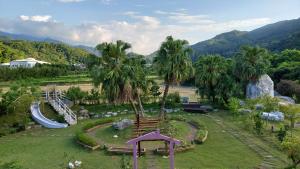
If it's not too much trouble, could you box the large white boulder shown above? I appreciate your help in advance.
[246,74,274,99]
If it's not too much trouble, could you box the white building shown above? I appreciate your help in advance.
[1,58,50,68]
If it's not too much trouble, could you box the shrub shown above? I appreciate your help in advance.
[277,80,300,101]
[76,132,98,147]
[227,97,240,117]
[194,129,208,144]
[165,92,181,108]
[252,112,263,135]
[66,86,87,104]
[82,118,114,131]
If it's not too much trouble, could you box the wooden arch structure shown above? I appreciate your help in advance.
[127,130,181,169]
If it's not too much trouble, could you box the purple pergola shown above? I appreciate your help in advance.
[127,130,181,169]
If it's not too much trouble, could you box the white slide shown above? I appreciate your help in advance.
[31,102,68,128]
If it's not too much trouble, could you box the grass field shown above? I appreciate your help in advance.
[0,112,276,169]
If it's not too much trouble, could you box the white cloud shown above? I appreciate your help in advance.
[0,12,273,55]
[19,15,52,22]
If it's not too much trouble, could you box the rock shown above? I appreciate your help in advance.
[79,109,89,119]
[261,111,284,121]
[112,112,118,116]
[112,119,133,130]
[276,96,295,104]
[255,104,264,110]
[164,108,174,113]
[246,74,274,99]
[74,161,82,167]
[104,114,111,118]
[238,108,252,114]
[239,100,246,106]
[68,162,75,169]
[113,135,118,138]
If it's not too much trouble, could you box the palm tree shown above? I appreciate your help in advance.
[91,41,149,117]
[233,46,270,83]
[125,56,152,117]
[154,36,193,119]
[91,40,132,104]
[195,55,226,103]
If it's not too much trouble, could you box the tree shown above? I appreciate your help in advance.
[233,46,270,85]
[153,36,193,119]
[66,86,87,104]
[282,136,300,168]
[90,41,149,117]
[280,105,300,128]
[195,55,227,103]
[91,40,132,104]
[150,84,161,103]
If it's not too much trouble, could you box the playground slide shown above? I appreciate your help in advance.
[30,102,68,128]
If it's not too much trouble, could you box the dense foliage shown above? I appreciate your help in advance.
[270,49,300,83]
[0,39,92,64]
[276,80,300,100]
[0,83,40,136]
[0,64,84,81]
[90,40,151,117]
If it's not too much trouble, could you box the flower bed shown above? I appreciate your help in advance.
[76,132,100,150]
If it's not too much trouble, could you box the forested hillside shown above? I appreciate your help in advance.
[0,39,92,64]
[191,18,300,60]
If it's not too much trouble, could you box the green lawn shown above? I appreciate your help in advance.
[0,112,270,169]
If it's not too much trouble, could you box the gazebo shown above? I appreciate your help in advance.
[127,130,181,169]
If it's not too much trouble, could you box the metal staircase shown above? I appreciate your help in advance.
[45,90,77,125]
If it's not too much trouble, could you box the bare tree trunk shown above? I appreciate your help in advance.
[137,92,144,117]
[130,98,138,115]
[160,82,170,119]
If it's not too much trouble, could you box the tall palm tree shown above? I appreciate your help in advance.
[233,46,270,83]
[195,55,226,103]
[91,41,149,117]
[154,36,193,119]
[91,40,132,104]
[125,56,152,117]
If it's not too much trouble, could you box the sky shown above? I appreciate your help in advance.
[0,0,299,55]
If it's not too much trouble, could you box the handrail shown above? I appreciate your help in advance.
[46,91,77,125]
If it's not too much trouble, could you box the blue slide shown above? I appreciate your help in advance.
[31,102,68,128]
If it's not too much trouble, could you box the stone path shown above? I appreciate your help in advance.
[145,151,159,169]
[186,123,197,142]
[206,114,287,169]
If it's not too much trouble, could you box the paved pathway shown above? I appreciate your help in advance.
[206,114,287,169]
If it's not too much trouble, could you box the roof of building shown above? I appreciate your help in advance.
[0,63,10,66]
[11,58,50,64]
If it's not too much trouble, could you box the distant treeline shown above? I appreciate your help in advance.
[0,39,93,64]
[0,64,85,81]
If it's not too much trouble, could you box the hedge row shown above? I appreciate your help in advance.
[76,132,98,147]
[82,118,114,131]
[76,118,115,150]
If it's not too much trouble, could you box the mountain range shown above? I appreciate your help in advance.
[0,17,299,62]
[190,17,300,60]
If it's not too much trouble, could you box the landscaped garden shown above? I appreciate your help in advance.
[0,36,300,169]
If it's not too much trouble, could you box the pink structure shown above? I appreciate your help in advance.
[127,130,180,169]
